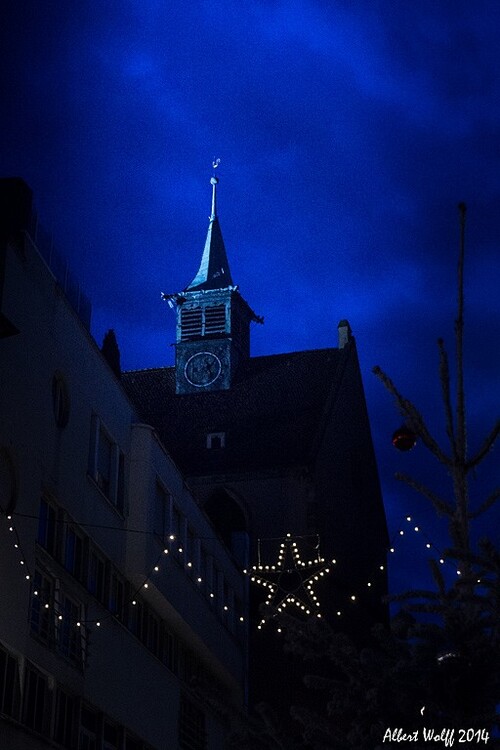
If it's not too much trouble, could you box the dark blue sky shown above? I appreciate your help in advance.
[1,1,499,597]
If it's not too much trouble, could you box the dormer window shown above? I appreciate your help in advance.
[207,432,225,450]
[181,304,226,340]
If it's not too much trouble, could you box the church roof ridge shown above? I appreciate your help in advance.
[121,345,350,475]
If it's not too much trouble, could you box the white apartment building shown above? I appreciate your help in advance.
[0,179,247,750]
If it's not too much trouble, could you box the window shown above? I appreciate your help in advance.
[30,569,55,646]
[180,307,202,339]
[180,304,226,340]
[64,524,84,581]
[178,694,207,750]
[57,592,85,667]
[103,719,121,750]
[23,663,51,736]
[160,625,178,673]
[31,568,86,668]
[88,415,125,513]
[88,549,106,603]
[206,432,225,449]
[54,688,77,749]
[199,547,213,593]
[223,581,234,629]
[185,526,198,574]
[127,598,143,639]
[38,496,57,557]
[125,735,142,750]
[204,304,226,334]
[169,501,182,555]
[154,481,171,542]
[109,571,125,617]
[143,607,160,656]
[80,705,99,750]
[97,426,112,497]
[52,372,70,428]
[0,645,20,720]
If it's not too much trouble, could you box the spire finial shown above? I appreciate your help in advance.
[210,158,220,220]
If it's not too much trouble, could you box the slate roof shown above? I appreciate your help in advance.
[185,216,233,291]
[122,347,350,476]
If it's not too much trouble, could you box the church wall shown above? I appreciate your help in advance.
[311,339,389,624]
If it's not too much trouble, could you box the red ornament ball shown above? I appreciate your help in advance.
[392,425,417,451]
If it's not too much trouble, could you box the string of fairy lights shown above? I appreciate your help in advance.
[0,510,245,642]
[0,507,482,642]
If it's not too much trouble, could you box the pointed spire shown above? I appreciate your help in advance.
[185,163,233,291]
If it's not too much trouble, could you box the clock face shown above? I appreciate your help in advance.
[184,351,222,387]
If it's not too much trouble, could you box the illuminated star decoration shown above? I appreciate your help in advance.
[248,533,336,630]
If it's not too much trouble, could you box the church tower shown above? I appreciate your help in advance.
[165,171,262,394]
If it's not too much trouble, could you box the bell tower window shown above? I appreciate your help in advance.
[180,304,226,341]
[204,304,226,334]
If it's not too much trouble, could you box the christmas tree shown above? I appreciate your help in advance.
[273,204,499,749]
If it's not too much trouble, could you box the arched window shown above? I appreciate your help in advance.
[204,490,249,568]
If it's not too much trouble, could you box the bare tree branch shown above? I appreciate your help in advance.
[395,472,454,517]
[469,488,500,519]
[455,202,467,465]
[437,337,457,458]
[466,419,500,470]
